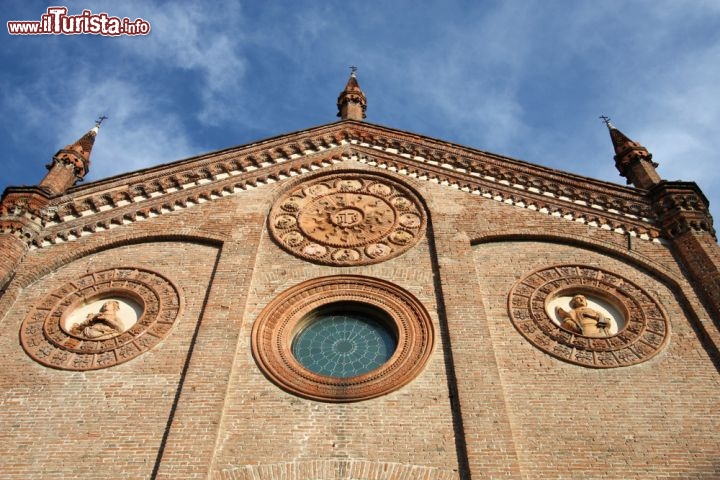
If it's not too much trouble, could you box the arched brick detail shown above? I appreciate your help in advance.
[0,233,224,324]
[471,231,685,290]
[17,232,224,289]
[212,460,459,480]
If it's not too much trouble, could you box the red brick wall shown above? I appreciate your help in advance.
[0,165,718,479]
[474,240,720,479]
[0,235,27,289]
[0,241,219,479]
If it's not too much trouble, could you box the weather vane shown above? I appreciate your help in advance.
[95,114,109,127]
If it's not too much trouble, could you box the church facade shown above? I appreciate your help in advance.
[1,74,720,479]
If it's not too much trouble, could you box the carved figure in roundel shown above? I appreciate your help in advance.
[556,294,613,337]
[508,265,670,368]
[269,173,426,265]
[21,268,183,371]
[69,300,125,340]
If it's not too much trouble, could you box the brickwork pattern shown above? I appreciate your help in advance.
[213,460,458,480]
[208,168,461,478]
[475,240,720,479]
[0,138,719,480]
[0,241,218,479]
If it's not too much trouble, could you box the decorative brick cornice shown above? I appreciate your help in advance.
[649,181,716,239]
[7,121,668,250]
[0,186,51,242]
[349,145,659,240]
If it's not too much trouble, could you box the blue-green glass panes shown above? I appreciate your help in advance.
[292,310,396,378]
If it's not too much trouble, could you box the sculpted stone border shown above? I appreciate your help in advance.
[269,172,426,266]
[508,265,669,368]
[251,275,434,402]
[21,267,183,370]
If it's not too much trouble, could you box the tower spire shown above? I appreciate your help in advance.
[337,67,367,121]
[601,116,660,190]
[39,116,105,195]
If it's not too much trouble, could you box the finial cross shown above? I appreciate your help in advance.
[349,65,358,76]
[95,114,109,127]
[599,115,613,127]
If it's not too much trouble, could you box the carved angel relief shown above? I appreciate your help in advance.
[269,174,426,265]
[508,266,669,368]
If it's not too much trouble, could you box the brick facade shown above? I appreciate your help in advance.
[1,103,720,479]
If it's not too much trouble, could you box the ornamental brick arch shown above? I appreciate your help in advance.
[213,459,459,480]
[0,234,223,327]
[471,230,689,297]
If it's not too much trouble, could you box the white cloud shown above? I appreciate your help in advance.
[56,77,196,182]
[65,0,249,125]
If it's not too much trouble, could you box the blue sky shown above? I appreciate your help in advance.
[2,1,720,221]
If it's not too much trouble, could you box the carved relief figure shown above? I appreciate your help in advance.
[71,300,125,340]
[555,294,612,337]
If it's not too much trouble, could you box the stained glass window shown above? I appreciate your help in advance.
[292,305,397,378]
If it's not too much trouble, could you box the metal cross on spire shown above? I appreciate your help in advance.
[349,65,358,77]
[95,114,109,127]
[599,115,614,129]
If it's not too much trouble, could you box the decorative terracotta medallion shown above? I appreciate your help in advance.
[269,174,426,265]
[252,275,434,402]
[21,268,182,370]
[508,265,669,368]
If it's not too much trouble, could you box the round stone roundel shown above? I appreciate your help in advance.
[20,268,182,370]
[269,173,426,265]
[508,265,669,368]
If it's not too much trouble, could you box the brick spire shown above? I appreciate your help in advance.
[337,68,367,121]
[601,116,660,190]
[39,118,104,195]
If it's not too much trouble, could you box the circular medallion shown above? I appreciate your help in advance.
[269,174,426,265]
[251,275,434,402]
[508,265,669,368]
[21,268,183,370]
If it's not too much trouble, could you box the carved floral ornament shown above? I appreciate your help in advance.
[508,265,669,368]
[251,275,435,402]
[21,268,183,370]
[268,173,426,266]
